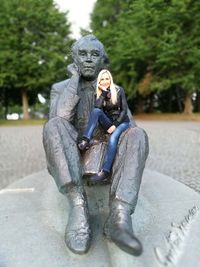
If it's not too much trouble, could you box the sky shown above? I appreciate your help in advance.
[54,0,96,39]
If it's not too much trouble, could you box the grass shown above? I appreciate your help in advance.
[0,119,47,126]
[134,113,200,121]
[0,113,200,126]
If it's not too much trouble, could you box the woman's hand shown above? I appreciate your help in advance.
[107,125,116,134]
[98,84,108,91]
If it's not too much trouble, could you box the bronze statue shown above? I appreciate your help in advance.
[43,35,149,256]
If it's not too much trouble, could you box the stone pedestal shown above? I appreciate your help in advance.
[0,169,199,267]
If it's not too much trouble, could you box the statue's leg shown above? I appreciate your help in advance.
[104,127,149,256]
[111,126,149,209]
[43,117,91,254]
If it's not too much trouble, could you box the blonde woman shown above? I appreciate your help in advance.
[78,69,130,182]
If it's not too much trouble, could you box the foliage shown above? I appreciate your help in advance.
[90,0,200,112]
[0,0,73,108]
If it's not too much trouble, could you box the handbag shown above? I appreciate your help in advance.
[82,141,107,175]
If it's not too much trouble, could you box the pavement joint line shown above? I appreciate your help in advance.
[0,188,35,194]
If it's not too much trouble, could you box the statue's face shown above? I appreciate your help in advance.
[74,40,104,80]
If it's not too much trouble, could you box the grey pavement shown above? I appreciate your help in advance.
[138,121,200,192]
[0,121,200,192]
[0,125,46,189]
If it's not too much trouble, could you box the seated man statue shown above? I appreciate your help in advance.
[43,35,149,256]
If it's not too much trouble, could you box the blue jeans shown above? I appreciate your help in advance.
[83,108,130,172]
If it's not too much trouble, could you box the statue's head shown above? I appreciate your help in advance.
[71,35,109,81]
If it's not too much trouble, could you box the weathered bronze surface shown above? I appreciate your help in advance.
[43,35,149,255]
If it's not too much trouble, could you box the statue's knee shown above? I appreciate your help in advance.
[46,116,66,127]
[122,127,149,153]
[128,127,148,140]
[130,127,149,157]
[44,117,71,134]
[44,117,55,130]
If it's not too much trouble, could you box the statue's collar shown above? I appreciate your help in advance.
[80,78,97,91]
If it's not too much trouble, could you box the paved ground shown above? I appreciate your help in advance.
[0,125,46,188]
[139,121,200,192]
[0,121,199,191]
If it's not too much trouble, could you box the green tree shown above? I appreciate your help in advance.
[0,0,72,119]
[91,0,200,114]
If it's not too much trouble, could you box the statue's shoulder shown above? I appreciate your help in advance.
[52,79,70,93]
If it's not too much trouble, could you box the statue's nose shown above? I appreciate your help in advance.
[86,54,92,62]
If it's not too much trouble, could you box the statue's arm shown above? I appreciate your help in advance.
[49,75,80,122]
[49,83,60,119]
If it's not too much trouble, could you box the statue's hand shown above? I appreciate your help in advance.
[67,63,80,77]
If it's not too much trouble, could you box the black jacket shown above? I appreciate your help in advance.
[94,86,130,127]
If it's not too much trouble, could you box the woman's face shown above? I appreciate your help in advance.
[99,72,111,89]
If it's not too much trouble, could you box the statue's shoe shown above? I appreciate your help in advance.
[65,205,92,254]
[103,204,142,256]
[110,226,142,256]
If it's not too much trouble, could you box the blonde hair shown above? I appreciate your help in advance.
[96,69,118,104]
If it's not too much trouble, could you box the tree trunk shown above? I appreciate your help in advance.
[167,88,172,112]
[3,88,8,120]
[196,91,200,112]
[137,96,144,113]
[176,87,183,113]
[148,93,154,113]
[183,91,193,115]
[22,89,30,119]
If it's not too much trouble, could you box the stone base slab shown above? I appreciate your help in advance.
[0,169,199,267]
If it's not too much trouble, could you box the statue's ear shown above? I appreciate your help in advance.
[102,53,110,69]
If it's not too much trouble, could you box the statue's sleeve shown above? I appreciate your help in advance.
[49,84,60,119]
[49,77,80,122]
